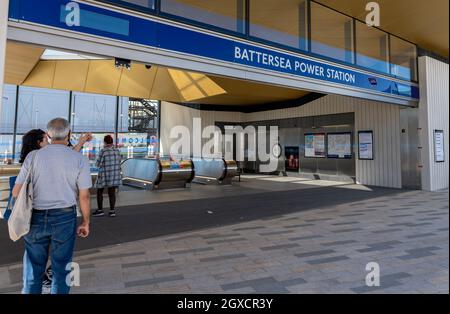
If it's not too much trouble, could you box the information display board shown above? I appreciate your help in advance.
[358,131,374,160]
[285,146,300,171]
[327,133,352,159]
[434,130,445,163]
[304,133,326,158]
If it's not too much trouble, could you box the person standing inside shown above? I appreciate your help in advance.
[92,135,122,218]
[12,118,92,294]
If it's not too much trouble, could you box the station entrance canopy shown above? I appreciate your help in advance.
[6,0,420,106]
[4,41,311,105]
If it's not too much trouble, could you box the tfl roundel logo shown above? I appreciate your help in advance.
[368,78,378,86]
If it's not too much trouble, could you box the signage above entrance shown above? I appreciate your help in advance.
[8,0,419,102]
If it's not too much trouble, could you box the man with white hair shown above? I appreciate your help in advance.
[12,118,92,294]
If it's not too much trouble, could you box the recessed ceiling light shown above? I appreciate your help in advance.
[41,49,107,60]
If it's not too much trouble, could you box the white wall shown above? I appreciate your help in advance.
[161,95,403,188]
[419,57,450,191]
[160,101,202,157]
[160,103,244,157]
[0,0,9,124]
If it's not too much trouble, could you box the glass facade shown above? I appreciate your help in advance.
[71,92,117,133]
[70,92,117,169]
[161,0,245,33]
[1,86,160,165]
[310,2,354,63]
[0,85,17,162]
[98,0,419,82]
[16,87,70,134]
[249,0,308,51]
[355,21,389,74]
[0,85,16,134]
[0,135,13,163]
[118,98,159,159]
[103,0,155,10]
[390,36,418,81]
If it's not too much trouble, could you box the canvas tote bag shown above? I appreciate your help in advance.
[8,151,37,242]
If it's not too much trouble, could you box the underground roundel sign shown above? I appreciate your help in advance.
[272,144,282,158]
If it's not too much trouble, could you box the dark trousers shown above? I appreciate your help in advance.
[97,187,117,212]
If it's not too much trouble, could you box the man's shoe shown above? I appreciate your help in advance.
[92,210,105,217]
[42,267,52,294]
[109,211,116,217]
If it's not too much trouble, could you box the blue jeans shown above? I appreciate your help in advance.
[22,207,77,294]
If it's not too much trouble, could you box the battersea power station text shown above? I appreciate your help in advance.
[234,46,356,84]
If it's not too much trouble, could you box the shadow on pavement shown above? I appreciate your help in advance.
[0,185,407,266]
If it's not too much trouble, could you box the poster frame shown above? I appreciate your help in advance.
[434,130,445,163]
[304,133,326,159]
[358,130,374,161]
[327,132,353,159]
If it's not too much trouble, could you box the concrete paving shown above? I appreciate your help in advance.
[0,176,448,294]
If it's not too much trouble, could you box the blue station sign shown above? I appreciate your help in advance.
[8,0,419,101]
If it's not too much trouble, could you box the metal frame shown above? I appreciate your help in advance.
[352,19,358,68]
[67,90,73,124]
[11,86,19,162]
[157,100,161,154]
[114,96,120,147]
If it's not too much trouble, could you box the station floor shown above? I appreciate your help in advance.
[0,175,448,294]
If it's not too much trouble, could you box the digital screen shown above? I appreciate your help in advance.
[285,146,299,171]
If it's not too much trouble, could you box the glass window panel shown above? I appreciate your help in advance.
[355,22,389,74]
[0,135,14,162]
[72,133,115,172]
[16,87,70,134]
[100,0,155,10]
[118,97,130,133]
[249,0,308,50]
[70,93,117,167]
[161,0,245,33]
[13,134,25,163]
[118,133,153,159]
[1,84,17,134]
[71,92,117,133]
[390,36,417,81]
[311,2,354,63]
[118,98,159,159]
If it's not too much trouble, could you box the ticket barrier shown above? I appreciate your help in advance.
[121,158,195,190]
[192,158,238,185]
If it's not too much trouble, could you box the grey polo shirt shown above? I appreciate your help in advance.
[16,144,92,210]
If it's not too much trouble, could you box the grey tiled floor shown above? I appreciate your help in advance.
[0,181,448,294]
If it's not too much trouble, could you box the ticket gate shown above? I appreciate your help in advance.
[121,158,195,190]
[192,158,238,185]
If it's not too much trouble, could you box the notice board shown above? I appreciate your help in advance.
[305,133,326,158]
[327,133,352,159]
